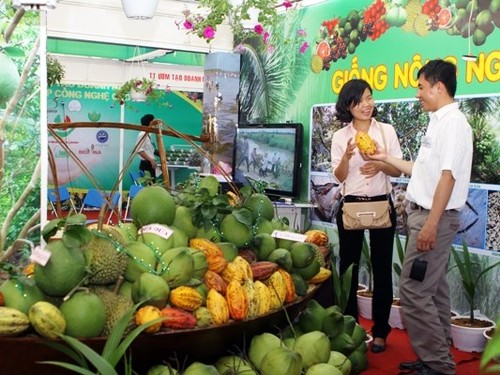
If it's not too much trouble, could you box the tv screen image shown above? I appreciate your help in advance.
[232,123,303,199]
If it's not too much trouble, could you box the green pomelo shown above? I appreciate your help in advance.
[172,206,199,239]
[157,247,195,288]
[248,332,282,370]
[276,234,296,250]
[0,279,45,315]
[290,272,308,296]
[219,214,252,247]
[251,233,277,260]
[271,217,289,231]
[0,53,20,108]
[123,240,158,282]
[328,351,352,375]
[305,363,343,375]
[34,240,87,297]
[217,242,238,262]
[215,355,257,374]
[243,193,275,221]
[196,223,221,242]
[118,280,133,299]
[183,362,219,375]
[115,222,138,243]
[253,218,274,235]
[290,242,317,268]
[189,248,209,279]
[137,224,175,255]
[170,226,189,247]
[295,258,321,281]
[293,331,331,369]
[199,175,220,197]
[131,272,170,308]
[147,364,178,375]
[322,309,345,338]
[131,186,176,227]
[60,290,106,338]
[260,346,302,375]
[267,248,293,271]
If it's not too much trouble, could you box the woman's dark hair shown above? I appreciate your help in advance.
[335,79,378,123]
[417,59,457,97]
[141,114,155,126]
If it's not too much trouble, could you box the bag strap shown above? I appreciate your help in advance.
[342,120,390,196]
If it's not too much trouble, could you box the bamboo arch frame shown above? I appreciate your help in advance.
[47,121,240,221]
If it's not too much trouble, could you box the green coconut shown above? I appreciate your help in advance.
[243,193,275,221]
[59,290,106,338]
[131,186,176,227]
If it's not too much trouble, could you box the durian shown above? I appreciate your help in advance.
[91,286,135,336]
[85,225,128,285]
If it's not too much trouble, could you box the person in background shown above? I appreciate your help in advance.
[136,114,157,183]
[369,60,473,375]
[237,135,250,172]
[331,79,403,354]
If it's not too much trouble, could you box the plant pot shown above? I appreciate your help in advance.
[450,316,496,352]
[365,334,373,344]
[121,0,159,20]
[389,298,405,329]
[357,290,373,320]
[483,326,495,341]
[130,89,147,102]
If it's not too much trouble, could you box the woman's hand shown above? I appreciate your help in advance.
[359,161,383,178]
[343,138,357,161]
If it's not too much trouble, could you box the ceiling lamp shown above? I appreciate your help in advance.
[12,0,58,10]
[121,0,160,20]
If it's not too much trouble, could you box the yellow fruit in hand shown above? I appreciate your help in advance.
[355,131,376,154]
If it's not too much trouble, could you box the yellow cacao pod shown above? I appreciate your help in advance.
[221,261,247,285]
[265,271,287,310]
[0,306,30,336]
[169,286,203,311]
[308,267,333,284]
[355,131,376,154]
[304,229,329,247]
[207,289,229,325]
[28,301,66,339]
[134,305,163,334]
[243,279,258,319]
[226,280,248,321]
[189,238,228,274]
[254,280,271,316]
[203,269,227,295]
[232,256,253,281]
[276,268,297,303]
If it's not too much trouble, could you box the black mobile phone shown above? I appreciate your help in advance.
[409,258,428,282]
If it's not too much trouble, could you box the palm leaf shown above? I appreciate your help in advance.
[39,361,98,375]
[42,340,89,369]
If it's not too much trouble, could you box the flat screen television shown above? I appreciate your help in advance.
[232,123,303,200]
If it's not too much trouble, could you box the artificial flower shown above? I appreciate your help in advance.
[297,29,307,37]
[204,26,215,40]
[254,24,264,34]
[283,0,293,9]
[183,20,193,30]
[263,31,270,44]
[299,41,309,54]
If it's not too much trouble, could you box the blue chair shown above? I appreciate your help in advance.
[47,186,76,217]
[80,189,121,224]
[129,171,144,186]
[124,185,144,220]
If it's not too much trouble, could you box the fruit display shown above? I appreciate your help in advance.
[0,175,353,373]
[311,0,500,73]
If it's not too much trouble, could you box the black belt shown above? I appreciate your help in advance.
[409,201,457,212]
[344,194,389,203]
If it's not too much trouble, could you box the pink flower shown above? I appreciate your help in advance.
[203,26,215,40]
[300,41,309,54]
[254,24,264,35]
[297,29,307,37]
[234,43,245,53]
[183,20,193,30]
[283,0,293,9]
[262,31,270,44]
[267,45,276,53]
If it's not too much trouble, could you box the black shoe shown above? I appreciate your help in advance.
[371,343,386,353]
[399,359,424,370]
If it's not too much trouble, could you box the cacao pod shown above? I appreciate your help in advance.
[355,131,376,154]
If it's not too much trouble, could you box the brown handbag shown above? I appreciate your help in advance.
[342,199,392,230]
[341,122,392,230]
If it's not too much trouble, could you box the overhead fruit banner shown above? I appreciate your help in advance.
[238,0,499,255]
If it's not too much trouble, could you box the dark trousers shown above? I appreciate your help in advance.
[336,196,396,339]
[139,160,156,183]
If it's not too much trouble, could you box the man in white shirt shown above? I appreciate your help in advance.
[370,60,473,375]
[136,114,157,183]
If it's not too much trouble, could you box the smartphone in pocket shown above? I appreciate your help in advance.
[409,258,428,282]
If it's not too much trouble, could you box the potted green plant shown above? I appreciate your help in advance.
[113,77,163,105]
[450,241,500,352]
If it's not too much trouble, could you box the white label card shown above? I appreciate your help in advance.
[30,245,52,266]
[139,224,173,240]
[271,230,307,242]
